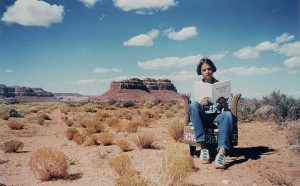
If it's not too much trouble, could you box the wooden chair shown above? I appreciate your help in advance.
[182,93,241,157]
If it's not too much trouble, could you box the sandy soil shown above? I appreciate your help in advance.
[0,105,299,186]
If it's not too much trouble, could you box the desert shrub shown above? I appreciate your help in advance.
[81,104,98,113]
[97,132,113,145]
[0,139,24,153]
[1,113,10,120]
[168,119,185,142]
[64,119,74,127]
[287,106,300,121]
[141,111,155,119]
[122,101,135,108]
[144,99,160,109]
[29,147,69,181]
[8,119,24,130]
[65,128,79,140]
[85,119,104,133]
[109,155,134,176]
[254,105,275,121]
[83,136,97,146]
[262,90,299,125]
[134,132,156,149]
[115,174,148,186]
[9,109,22,117]
[238,98,261,121]
[158,145,193,186]
[39,113,50,120]
[165,111,174,118]
[116,139,131,152]
[37,117,45,125]
[287,122,300,147]
[73,132,85,145]
[125,121,139,133]
[107,117,120,127]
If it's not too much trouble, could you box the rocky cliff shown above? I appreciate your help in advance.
[0,84,57,102]
[92,78,182,102]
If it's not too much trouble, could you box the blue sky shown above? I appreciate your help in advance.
[0,0,299,98]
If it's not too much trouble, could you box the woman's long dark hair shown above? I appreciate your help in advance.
[196,57,217,75]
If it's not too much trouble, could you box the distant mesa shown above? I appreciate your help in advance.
[0,84,57,103]
[91,78,183,102]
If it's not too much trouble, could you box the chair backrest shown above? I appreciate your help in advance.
[231,93,241,118]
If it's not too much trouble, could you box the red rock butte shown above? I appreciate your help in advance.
[92,78,184,102]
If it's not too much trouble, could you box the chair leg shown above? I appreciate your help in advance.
[189,145,196,156]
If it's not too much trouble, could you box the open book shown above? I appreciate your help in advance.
[194,80,231,103]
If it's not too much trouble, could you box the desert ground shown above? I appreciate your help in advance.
[0,101,299,186]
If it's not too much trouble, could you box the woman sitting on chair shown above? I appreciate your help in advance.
[189,57,233,169]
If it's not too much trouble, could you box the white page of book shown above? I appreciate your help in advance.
[193,80,231,102]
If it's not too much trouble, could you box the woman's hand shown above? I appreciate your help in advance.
[201,97,210,105]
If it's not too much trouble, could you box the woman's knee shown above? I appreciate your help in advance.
[189,101,202,112]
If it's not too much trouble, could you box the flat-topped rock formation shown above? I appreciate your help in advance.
[0,84,57,102]
[92,78,183,102]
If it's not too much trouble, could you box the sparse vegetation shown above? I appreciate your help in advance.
[116,139,131,152]
[8,119,24,130]
[109,154,134,176]
[168,119,185,142]
[29,147,69,181]
[96,132,113,145]
[115,174,149,186]
[65,128,79,140]
[134,132,156,149]
[125,121,139,133]
[0,139,24,153]
[158,145,193,186]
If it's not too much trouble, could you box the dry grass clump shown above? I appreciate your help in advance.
[168,119,185,142]
[8,119,24,130]
[144,99,160,109]
[116,139,131,152]
[64,119,74,127]
[0,139,24,153]
[1,113,10,120]
[165,111,175,118]
[107,117,120,127]
[29,147,69,181]
[39,113,50,120]
[73,132,86,145]
[96,132,113,145]
[109,154,134,176]
[85,119,104,133]
[37,117,45,125]
[115,174,149,186]
[158,145,193,186]
[81,104,98,113]
[65,128,79,140]
[134,132,156,149]
[125,121,139,133]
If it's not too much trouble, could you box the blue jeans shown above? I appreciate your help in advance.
[189,101,233,151]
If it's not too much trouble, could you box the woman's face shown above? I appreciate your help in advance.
[201,63,213,82]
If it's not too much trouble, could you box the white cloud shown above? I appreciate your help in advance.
[77,79,97,85]
[5,69,13,73]
[138,55,202,69]
[278,41,300,57]
[209,51,228,61]
[123,29,159,47]
[164,26,198,41]
[1,0,64,27]
[93,67,122,73]
[283,57,300,68]
[255,41,278,51]
[275,32,295,43]
[78,0,101,8]
[113,0,178,13]
[219,66,283,76]
[111,68,122,72]
[232,47,260,59]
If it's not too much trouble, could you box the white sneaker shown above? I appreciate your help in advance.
[213,153,226,169]
[200,149,210,164]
